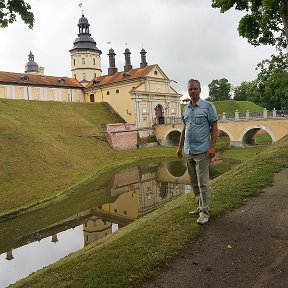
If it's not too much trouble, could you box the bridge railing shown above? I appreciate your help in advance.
[153,117,182,125]
[219,109,288,121]
[153,109,288,125]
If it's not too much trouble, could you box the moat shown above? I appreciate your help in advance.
[0,159,223,287]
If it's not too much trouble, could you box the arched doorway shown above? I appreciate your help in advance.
[154,104,164,124]
[90,94,95,102]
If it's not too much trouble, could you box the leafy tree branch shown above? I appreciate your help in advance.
[0,0,34,28]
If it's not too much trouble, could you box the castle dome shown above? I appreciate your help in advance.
[78,14,89,25]
[70,14,101,53]
[25,51,39,73]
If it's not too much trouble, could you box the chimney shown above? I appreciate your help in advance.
[124,47,132,72]
[108,48,118,76]
[140,48,148,68]
[38,66,45,75]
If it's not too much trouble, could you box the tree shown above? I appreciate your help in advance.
[256,66,288,110]
[211,0,288,49]
[234,80,257,101]
[234,64,288,110]
[208,78,232,101]
[0,0,34,28]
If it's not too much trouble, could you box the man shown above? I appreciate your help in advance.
[177,79,218,225]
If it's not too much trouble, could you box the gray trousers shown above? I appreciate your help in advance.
[186,152,211,215]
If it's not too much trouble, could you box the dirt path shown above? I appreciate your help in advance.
[140,169,288,288]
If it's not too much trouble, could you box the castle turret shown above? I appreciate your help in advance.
[25,51,39,74]
[70,14,102,84]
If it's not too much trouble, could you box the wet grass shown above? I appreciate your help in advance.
[12,136,288,288]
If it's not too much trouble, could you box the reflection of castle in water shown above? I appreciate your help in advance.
[83,161,189,245]
[3,161,189,259]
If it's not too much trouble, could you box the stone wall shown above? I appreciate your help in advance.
[106,123,138,151]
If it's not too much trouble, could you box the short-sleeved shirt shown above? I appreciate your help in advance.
[182,98,218,155]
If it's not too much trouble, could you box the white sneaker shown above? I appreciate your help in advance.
[188,208,200,215]
[196,213,209,225]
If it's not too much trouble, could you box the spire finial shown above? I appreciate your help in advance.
[107,41,112,49]
[79,2,84,15]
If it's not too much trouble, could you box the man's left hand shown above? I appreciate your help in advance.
[207,147,215,158]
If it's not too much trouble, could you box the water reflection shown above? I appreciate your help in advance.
[0,160,190,287]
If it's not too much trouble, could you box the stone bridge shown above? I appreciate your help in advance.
[154,116,288,147]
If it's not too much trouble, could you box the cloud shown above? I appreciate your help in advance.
[0,0,276,98]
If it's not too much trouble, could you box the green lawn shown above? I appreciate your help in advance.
[213,100,263,114]
[181,100,263,114]
[0,100,175,217]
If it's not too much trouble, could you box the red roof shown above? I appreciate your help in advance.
[85,64,163,89]
[0,71,83,88]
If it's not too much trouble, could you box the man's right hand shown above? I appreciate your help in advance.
[176,147,183,158]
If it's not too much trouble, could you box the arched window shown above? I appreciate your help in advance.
[106,91,110,95]
[116,89,119,94]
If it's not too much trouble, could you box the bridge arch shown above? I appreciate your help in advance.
[217,126,233,141]
[166,161,187,178]
[240,125,276,146]
[163,128,182,146]
[154,118,288,148]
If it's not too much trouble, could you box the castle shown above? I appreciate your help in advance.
[0,14,182,128]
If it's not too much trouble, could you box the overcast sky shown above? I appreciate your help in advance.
[0,0,277,98]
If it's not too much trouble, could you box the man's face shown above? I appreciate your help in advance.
[188,81,201,100]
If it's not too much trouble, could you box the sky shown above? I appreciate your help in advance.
[0,0,277,99]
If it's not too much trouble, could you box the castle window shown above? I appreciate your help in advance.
[82,73,86,80]
[73,59,75,66]
[74,74,76,79]
[93,58,96,65]
[116,89,119,94]
[94,73,96,78]
[154,70,158,75]
[106,91,110,95]
[82,58,85,64]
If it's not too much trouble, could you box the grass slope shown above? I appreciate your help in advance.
[0,99,175,217]
[181,100,263,114]
[12,135,288,288]
[213,100,263,114]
